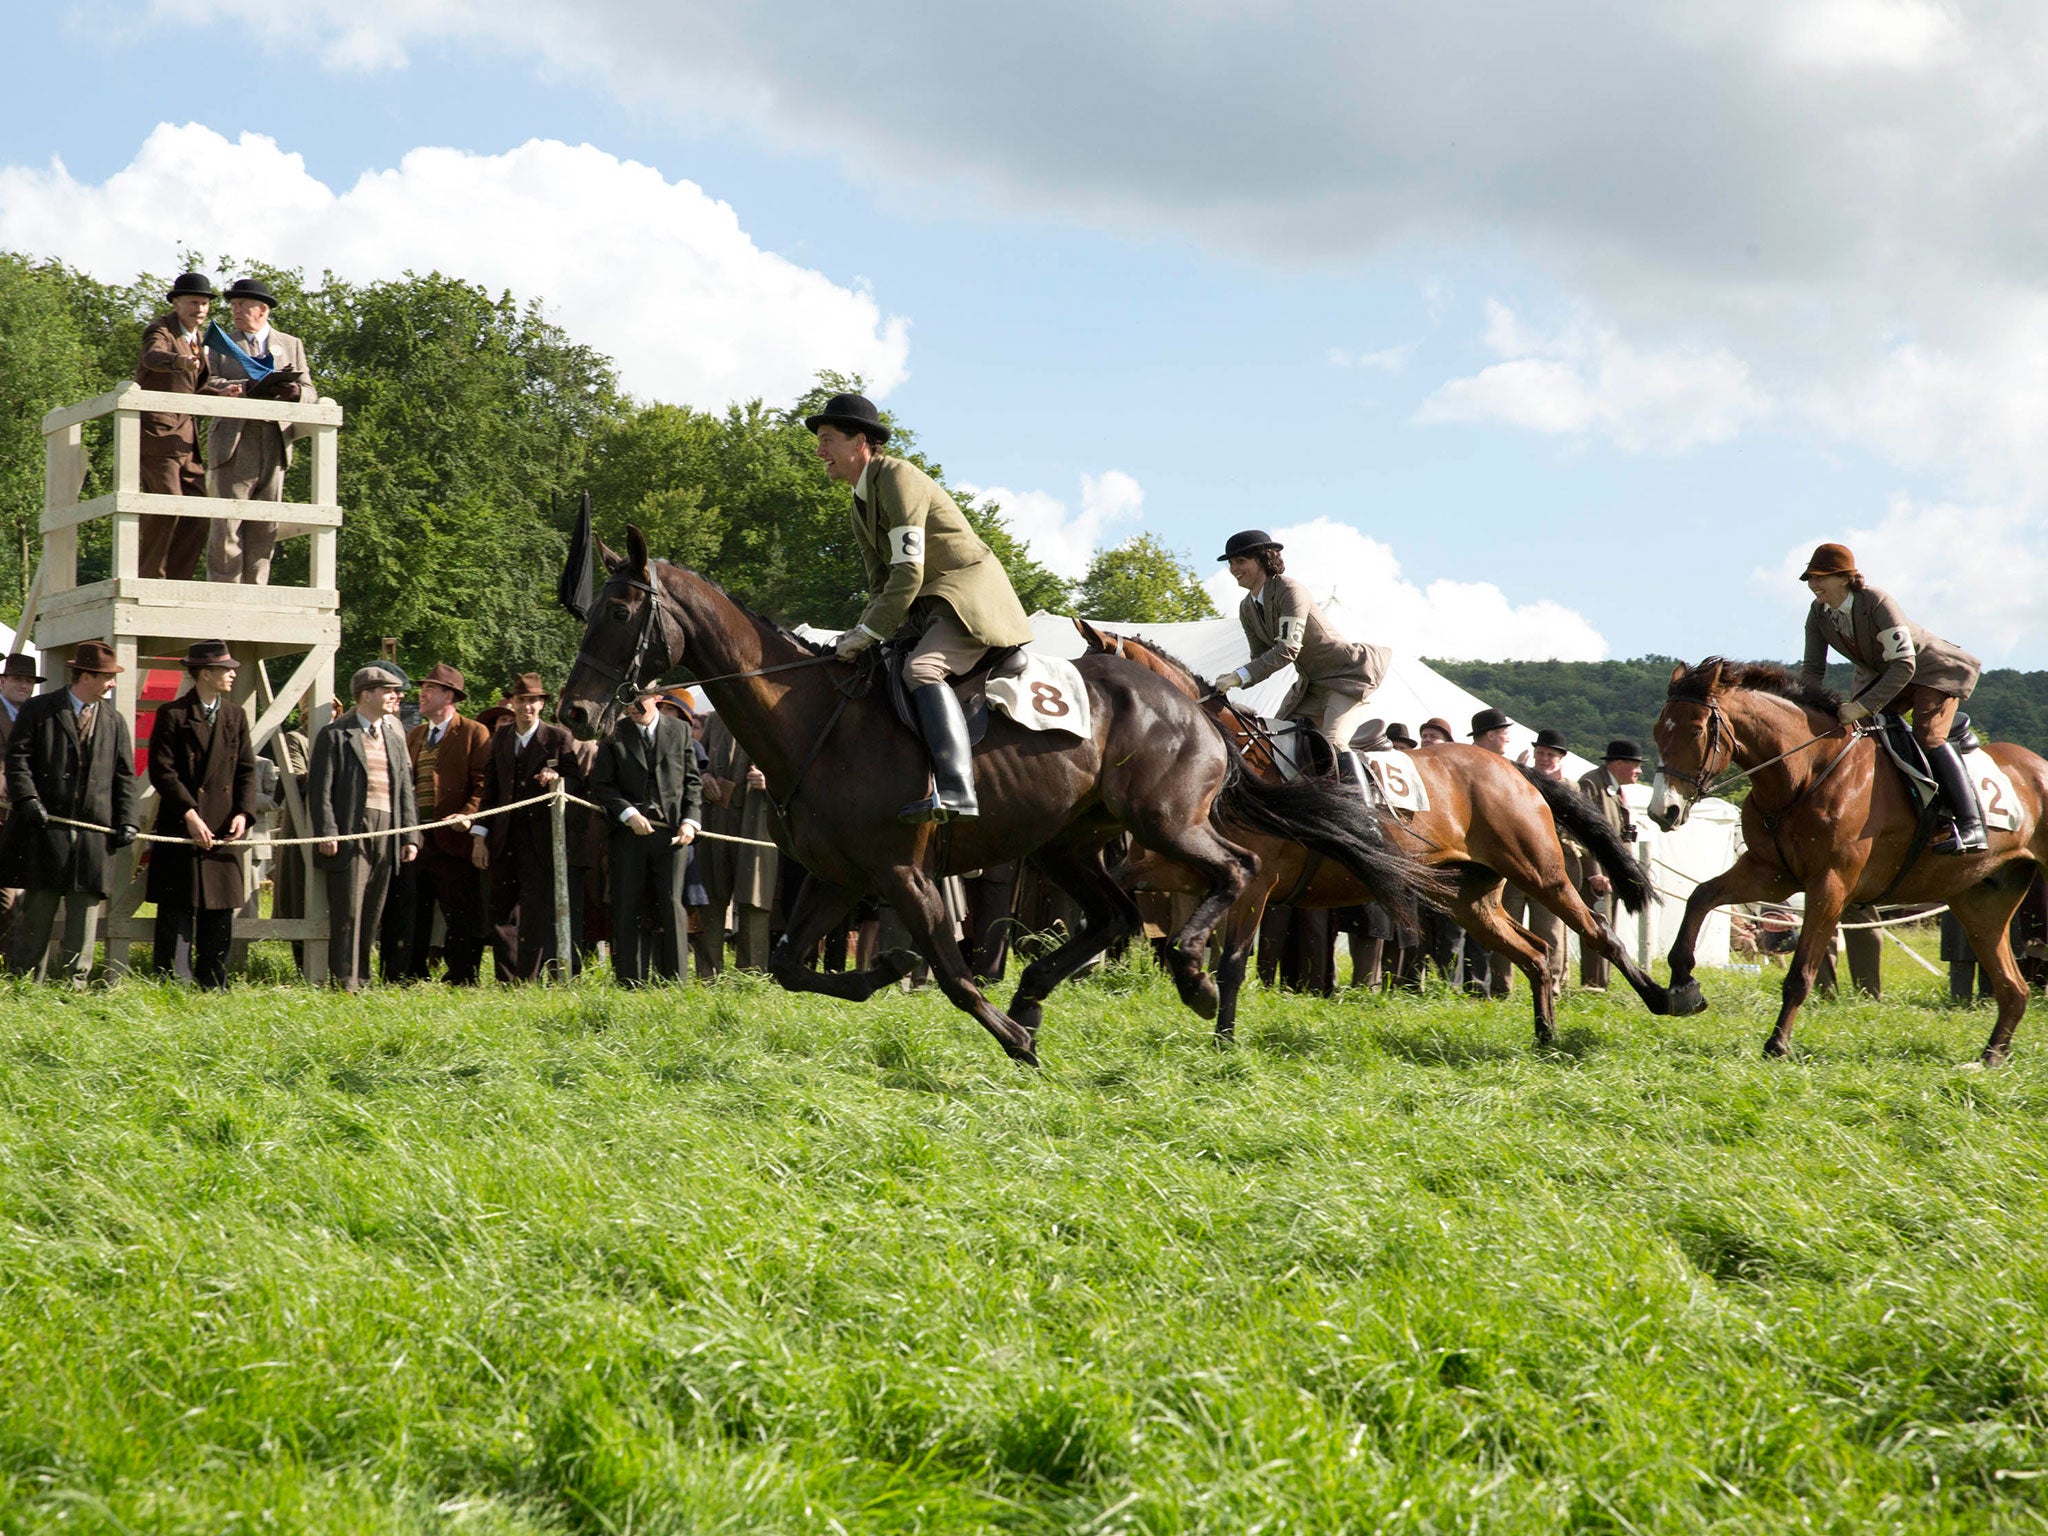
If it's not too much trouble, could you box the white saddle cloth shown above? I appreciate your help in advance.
[1362,748,1430,813]
[988,653,1092,739]
[1965,746,2020,831]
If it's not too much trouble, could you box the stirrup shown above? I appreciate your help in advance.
[1929,820,1988,856]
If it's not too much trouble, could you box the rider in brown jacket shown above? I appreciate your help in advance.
[1798,541,1986,853]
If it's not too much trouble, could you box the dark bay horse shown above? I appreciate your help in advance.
[1649,658,2048,1064]
[1081,623,1668,1046]
[556,528,1444,1065]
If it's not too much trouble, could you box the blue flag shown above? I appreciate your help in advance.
[204,320,276,386]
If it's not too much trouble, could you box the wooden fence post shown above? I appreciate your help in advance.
[551,781,573,981]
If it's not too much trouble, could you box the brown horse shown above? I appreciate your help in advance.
[1081,623,1669,1045]
[556,528,1444,1065]
[1649,658,2048,1064]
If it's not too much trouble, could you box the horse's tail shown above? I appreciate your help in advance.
[1214,762,1454,920]
[1516,766,1652,915]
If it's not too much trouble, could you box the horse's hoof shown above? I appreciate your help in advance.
[1762,1038,1790,1059]
[1182,978,1220,1021]
[879,949,921,982]
[1640,986,1673,1017]
[1010,997,1044,1038]
[1534,1028,1558,1051]
[1668,980,1707,1017]
[1213,1022,1235,1048]
[1006,1036,1041,1068]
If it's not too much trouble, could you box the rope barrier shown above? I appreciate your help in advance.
[1643,852,1947,929]
[40,787,784,851]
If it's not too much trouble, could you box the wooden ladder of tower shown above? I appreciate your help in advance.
[31,383,343,980]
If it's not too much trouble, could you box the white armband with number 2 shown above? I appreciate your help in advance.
[888,526,925,565]
[1877,625,1914,663]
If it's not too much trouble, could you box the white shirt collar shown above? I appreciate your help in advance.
[354,711,383,733]
[854,458,874,502]
[1828,590,1854,616]
[242,325,271,350]
[516,724,539,749]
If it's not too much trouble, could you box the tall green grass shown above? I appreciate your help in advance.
[2,952,2045,1532]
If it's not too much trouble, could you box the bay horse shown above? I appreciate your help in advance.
[1649,657,2048,1065]
[556,527,1444,1065]
[1080,623,1669,1046]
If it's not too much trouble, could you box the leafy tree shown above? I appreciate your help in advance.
[0,256,97,609]
[1073,534,1218,623]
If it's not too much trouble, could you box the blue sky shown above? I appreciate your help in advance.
[5,1,2043,666]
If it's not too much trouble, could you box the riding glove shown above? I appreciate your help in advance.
[835,626,880,663]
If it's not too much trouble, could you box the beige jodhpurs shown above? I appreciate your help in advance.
[1317,692,1379,753]
[905,609,987,689]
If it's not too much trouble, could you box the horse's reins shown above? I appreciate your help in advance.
[1669,699,1866,868]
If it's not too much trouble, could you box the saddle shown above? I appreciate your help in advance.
[881,641,1027,745]
[1872,710,1980,814]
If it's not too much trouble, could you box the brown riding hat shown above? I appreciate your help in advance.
[2,653,44,683]
[1799,542,1858,581]
[419,662,468,701]
[69,640,123,674]
[504,672,551,701]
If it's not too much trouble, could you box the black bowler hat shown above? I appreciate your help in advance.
[224,276,277,308]
[1470,707,1512,737]
[1216,529,1282,562]
[1387,722,1418,748]
[803,391,890,442]
[166,271,217,302]
[1604,737,1644,762]
[1533,727,1570,752]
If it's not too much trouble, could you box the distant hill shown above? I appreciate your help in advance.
[1425,656,2048,762]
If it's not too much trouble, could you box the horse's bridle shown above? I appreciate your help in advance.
[1663,696,1863,803]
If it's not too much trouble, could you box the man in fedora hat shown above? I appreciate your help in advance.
[309,663,420,989]
[136,272,235,582]
[468,672,577,980]
[592,682,703,985]
[1418,718,1454,746]
[0,641,140,983]
[1798,541,1987,853]
[402,662,492,983]
[1575,737,1643,990]
[1214,529,1392,805]
[147,641,259,988]
[205,276,316,586]
[806,391,1035,822]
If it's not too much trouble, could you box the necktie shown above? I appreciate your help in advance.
[78,703,95,744]
[430,726,443,746]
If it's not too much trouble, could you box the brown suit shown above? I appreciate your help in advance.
[134,315,220,580]
[404,712,492,983]
[476,721,577,980]
[1802,583,1981,748]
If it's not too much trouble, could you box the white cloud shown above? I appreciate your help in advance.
[956,469,1145,580]
[1757,497,2048,661]
[0,122,909,409]
[1415,300,1770,453]
[1203,517,1608,662]
[1326,343,1415,372]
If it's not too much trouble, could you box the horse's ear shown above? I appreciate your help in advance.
[1668,663,1687,688]
[1073,617,1108,653]
[1701,659,1726,694]
[598,537,625,574]
[625,524,651,574]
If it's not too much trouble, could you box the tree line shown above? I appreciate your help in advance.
[0,253,1214,694]
[1429,658,2048,760]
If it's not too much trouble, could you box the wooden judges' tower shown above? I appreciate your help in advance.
[31,383,343,978]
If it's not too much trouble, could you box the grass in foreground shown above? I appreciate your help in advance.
[2,954,2047,1533]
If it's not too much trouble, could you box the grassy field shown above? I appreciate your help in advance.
[4,947,2048,1533]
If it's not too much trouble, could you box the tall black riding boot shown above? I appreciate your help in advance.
[901,683,979,823]
[1928,740,1989,854]
[1334,748,1375,805]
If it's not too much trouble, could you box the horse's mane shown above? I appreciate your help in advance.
[649,560,831,657]
[1669,656,1841,714]
[1108,630,1207,690]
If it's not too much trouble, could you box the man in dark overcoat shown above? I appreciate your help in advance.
[309,664,420,989]
[592,683,702,986]
[468,672,576,981]
[147,640,259,987]
[0,641,140,983]
[403,662,491,982]
[0,652,44,945]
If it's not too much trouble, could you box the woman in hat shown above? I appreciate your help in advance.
[1213,530,1391,800]
[806,391,1035,823]
[1797,542,1986,853]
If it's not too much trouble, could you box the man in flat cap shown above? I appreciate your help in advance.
[205,276,316,585]
[469,673,576,981]
[308,664,420,989]
[136,272,233,581]
[1575,738,1642,991]
[0,642,140,983]
[402,662,493,983]
[806,391,1034,822]
[148,641,259,987]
